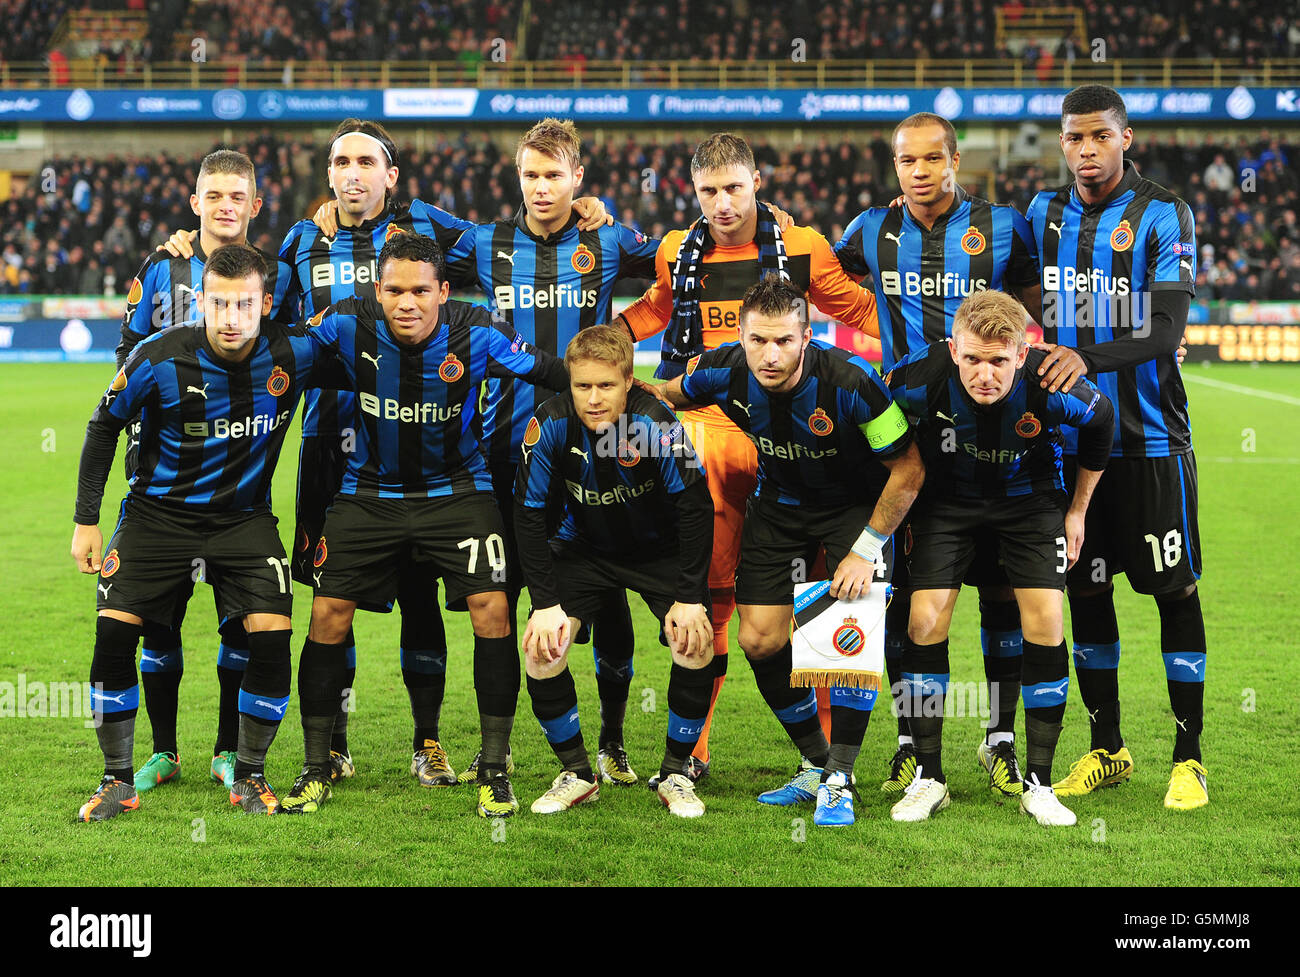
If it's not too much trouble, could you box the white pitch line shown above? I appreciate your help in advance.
[1204,456,1300,464]
[1184,374,1300,407]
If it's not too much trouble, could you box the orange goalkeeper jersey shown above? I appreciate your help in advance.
[620,223,879,355]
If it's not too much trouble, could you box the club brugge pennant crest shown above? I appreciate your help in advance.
[832,617,866,657]
[961,226,986,255]
[267,365,290,397]
[789,580,886,690]
[617,439,640,468]
[313,537,328,568]
[1110,219,1134,252]
[385,223,406,242]
[1014,411,1042,438]
[438,353,464,383]
[100,549,121,579]
[571,243,595,274]
[808,407,834,436]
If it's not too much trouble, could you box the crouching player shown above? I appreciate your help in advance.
[658,276,924,826]
[71,244,342,819]
[885,290,1113,826]
[516,326,716,817]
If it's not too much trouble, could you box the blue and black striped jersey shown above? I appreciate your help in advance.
[887,342,1114,500]
[78,322,331,522]
[116,242,291,367]
[1025,161,1196,458]
[516,386,706,553]
[834,189,1040,371]
[307,296,569,499]
[445,206,658,467]
[278,199,474,439]
[680,340,912,507]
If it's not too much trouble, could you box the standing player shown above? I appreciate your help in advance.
[276,233,569,818]
[615,133,880,786]
[834,112,1043,798]
[658,276,923,826]
[117,149,291,796]
[441,119,660,787]
[1026,86,1207,809]
[71,244,339,819]
[515,326,716,817]
[885,290,1114,826]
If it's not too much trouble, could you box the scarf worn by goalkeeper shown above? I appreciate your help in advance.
[653,202,790,380]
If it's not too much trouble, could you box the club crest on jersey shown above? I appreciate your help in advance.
[267,365,290,397]
[523,416,541,448]
[307,309,325,329]
[101,549,121,579]
[438,353,465,382]
[960,226,987,255]
[1015,411,1042,438]
[808,407,834,437]
[617,440,640,467]
[685,355,701,376]
[1110,220,1134,252]
[832,618,866,657]
[571,244,596,274]
[385,223,406,243]
[126,277,143,306]
[313,538,328,568]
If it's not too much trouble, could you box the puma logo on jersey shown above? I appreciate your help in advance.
[1033,681,1069,697]
[186,383,209,399]
[497,250,517,266]
[1175,717,1188,731]
[1180,259,1194,276]
[936,410,956,425]
[1172,657,1201,674]
[312,572,322,589]
[1048,221,1063,237]
[97,583,112,599]
[361,351,382,368]
[885,231,905,245]
[569,446,589,463]
[732,400,752,417]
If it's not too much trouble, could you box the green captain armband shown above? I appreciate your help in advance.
[860,401,909,451]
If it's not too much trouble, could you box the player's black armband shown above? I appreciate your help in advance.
[1073,390,1115,473]
[1076,290,1190,374]
[74,419,121,524]
[514,502,562,608]
[671,480,714,604]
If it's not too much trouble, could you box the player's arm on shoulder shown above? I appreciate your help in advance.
[487,320,569,390]
[441,224,481,289]
[832,211,871,279]
[660,351,722,411]
[159,227,198,259]
[807,228,879,338]
[311,199,339,237]
[572,196,613,230]
[615,223,660,280]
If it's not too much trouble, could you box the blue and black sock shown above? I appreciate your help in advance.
[1158,589,1206,764]
[90,616,143,784]
[902,637,950,783]
[980,597,1022,743]
[1068,587,1123,753]
[139,620,183,756]
[1021,640,1069,786]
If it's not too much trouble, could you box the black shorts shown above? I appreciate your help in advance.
[1065,453,1202,595]
[907,493,1068,591]
[96,495,293,627]
[550,539,702,631]
[893,514,1010,592]
[292,435,348,586]
[312,492,507,610]
[735,497,891,606]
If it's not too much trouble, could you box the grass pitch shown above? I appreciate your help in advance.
[1,361,1297,886]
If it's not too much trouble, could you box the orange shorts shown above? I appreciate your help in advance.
[683,407,758,591]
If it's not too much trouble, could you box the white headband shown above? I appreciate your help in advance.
[330,132,393,167]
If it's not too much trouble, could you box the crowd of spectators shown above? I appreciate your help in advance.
[4,128,1296,301]
[12,0,1297,67]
